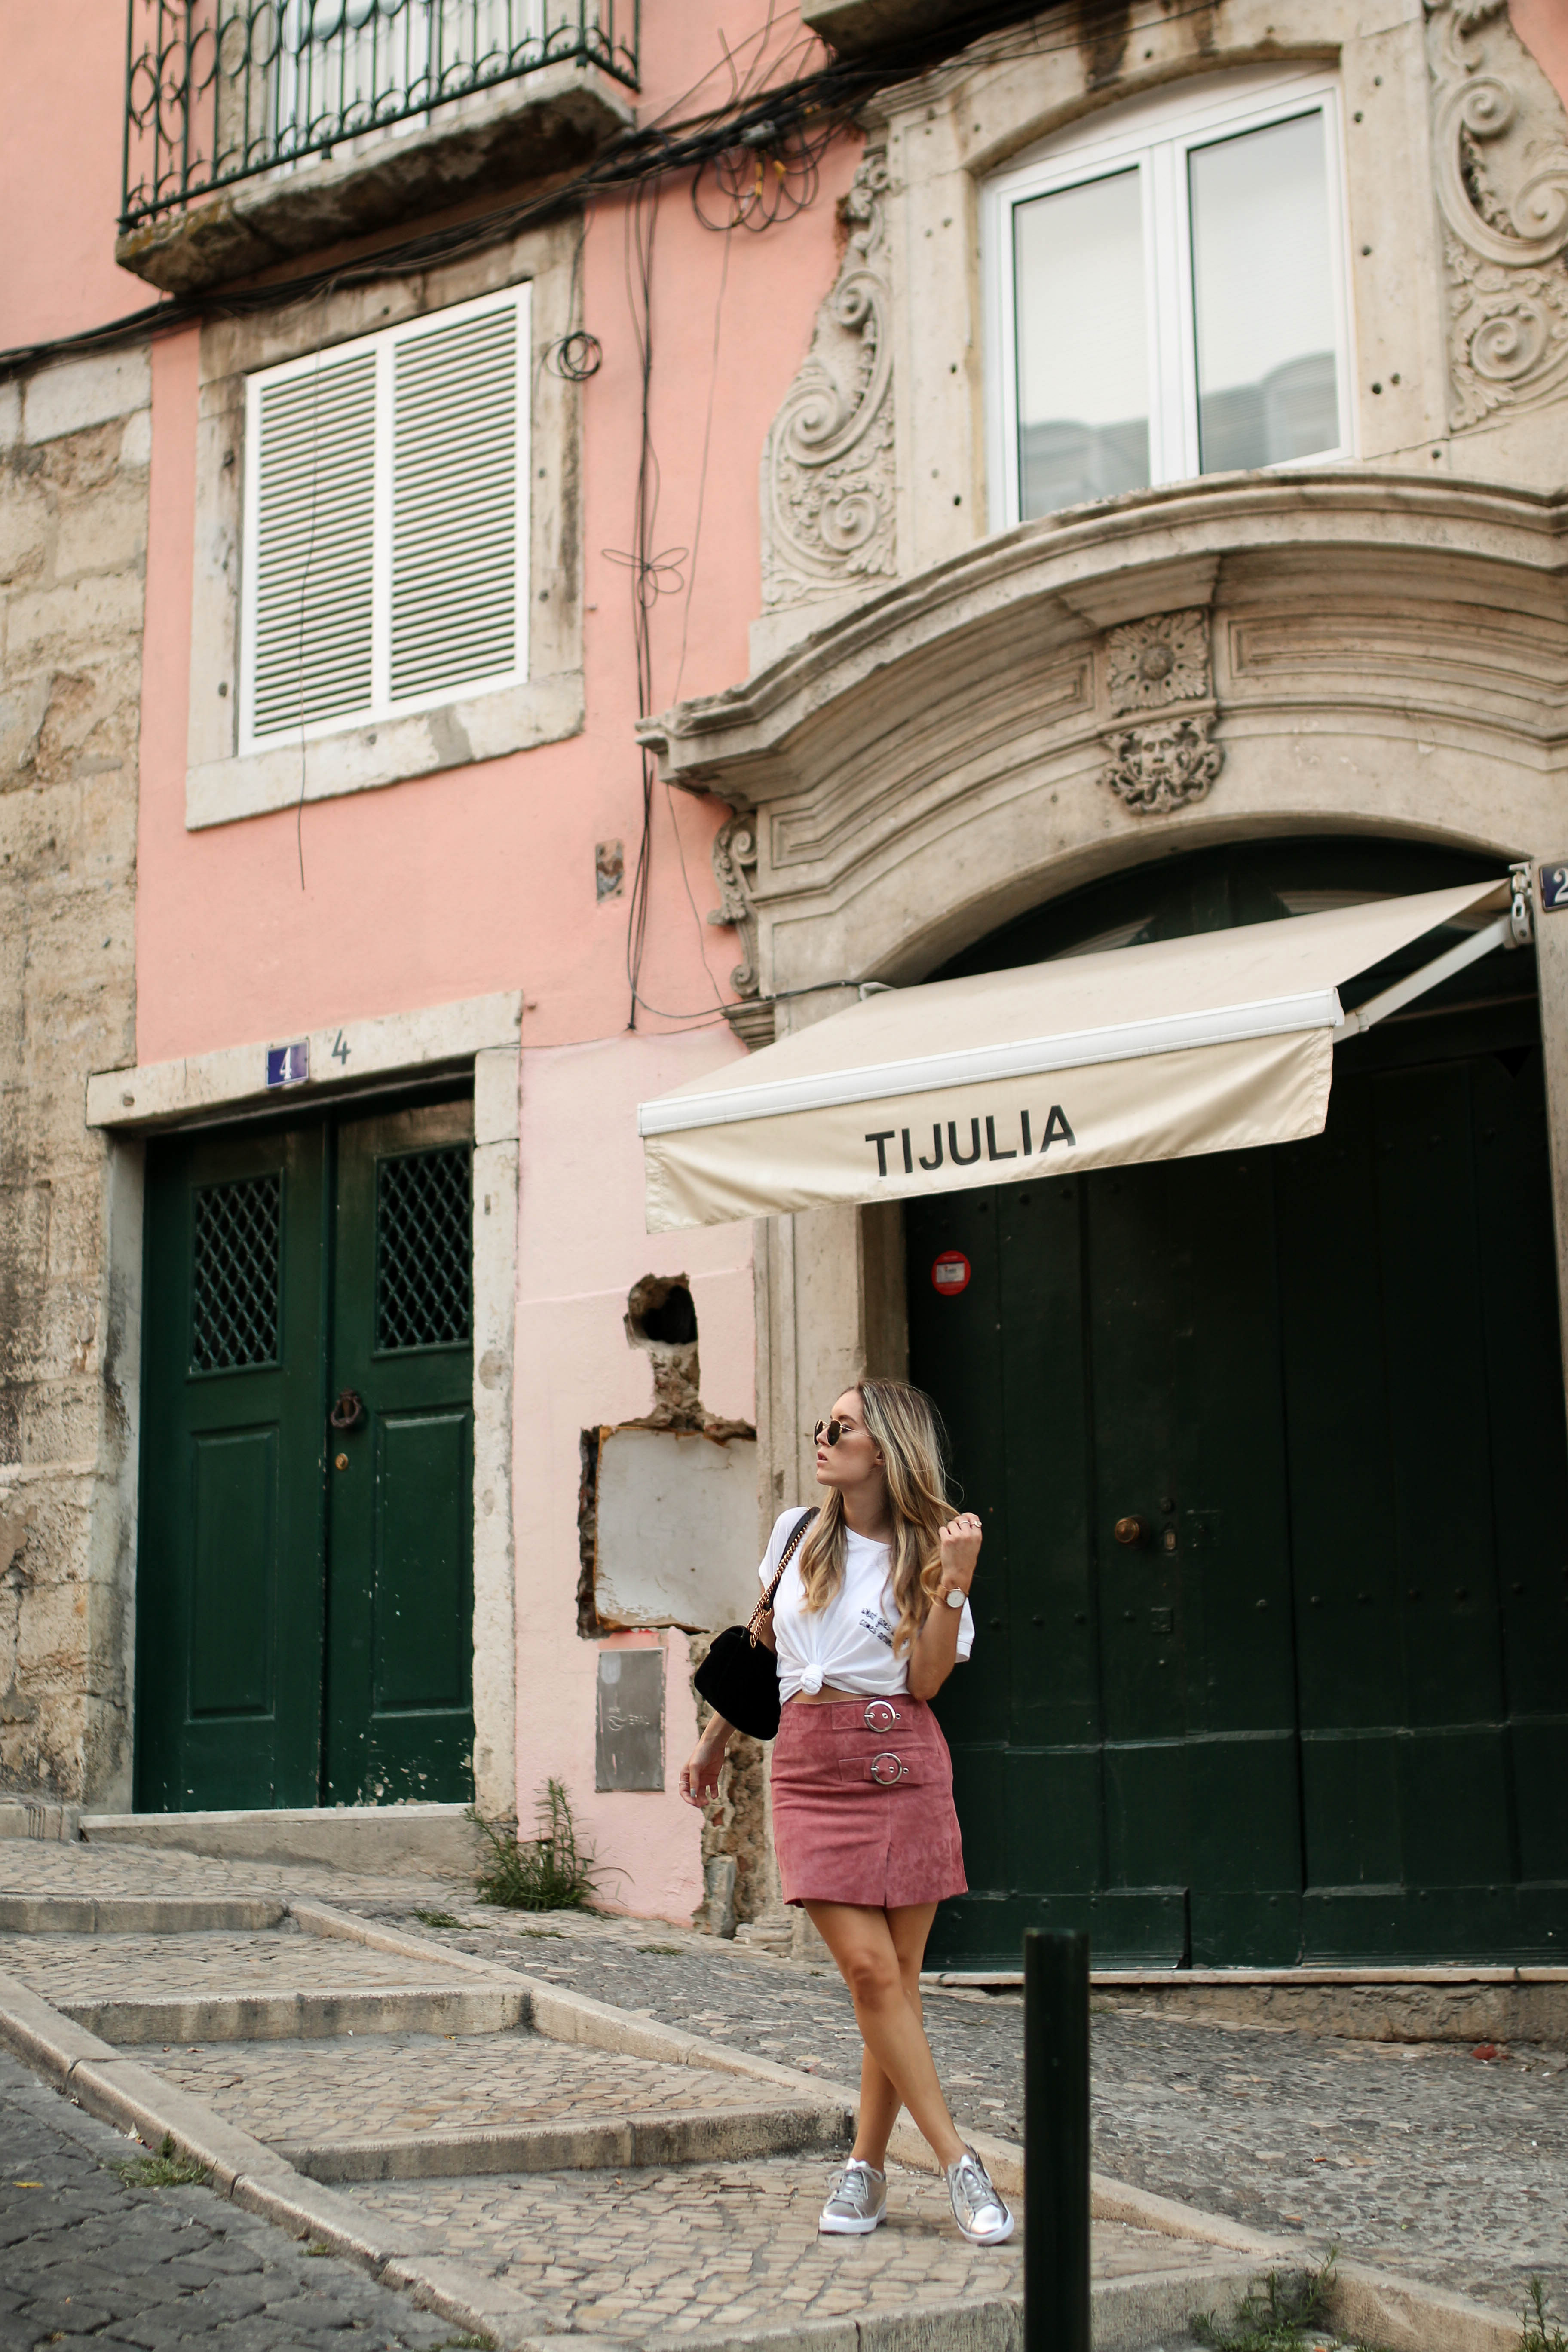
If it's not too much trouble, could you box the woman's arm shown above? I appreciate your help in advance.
[679,1602,777,1807]
[680,1530,787,1807]
[907,1511,983,1701]
[679,1709,737,1807]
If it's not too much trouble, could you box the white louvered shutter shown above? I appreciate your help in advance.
[249,349,378,740]
[390,301,521,705]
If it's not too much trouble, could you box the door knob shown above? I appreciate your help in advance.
[1114,1515,1149,1547]
[329,1387,366,1430]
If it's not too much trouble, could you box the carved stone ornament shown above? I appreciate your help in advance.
[1103,718,1224,818]
[708,811,761,998]
[1427,0,1568,429]
[760,152,895,610]
[1105,609,1212,713]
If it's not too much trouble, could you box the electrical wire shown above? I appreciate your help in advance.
[541,218,603,380]
[671,221,731,709]
[2,0,1242,1017]
[614,186,741,1027]
[0,0,1221,384]
[620,170,664,1030]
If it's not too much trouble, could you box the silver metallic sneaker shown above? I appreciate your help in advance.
[818,2158,888,2235]
[945,2147,1015,2244]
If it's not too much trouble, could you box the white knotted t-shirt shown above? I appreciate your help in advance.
[760,1508,976,1703]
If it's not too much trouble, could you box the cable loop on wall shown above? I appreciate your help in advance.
[543,328,603,380]
[692,119,826,233]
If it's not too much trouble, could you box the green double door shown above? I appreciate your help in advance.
[913,971,1568,1968]
[136,1099,475,1812]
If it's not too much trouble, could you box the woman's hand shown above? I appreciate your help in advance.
[678,1723,732,1810]
[937,1511,983,1598]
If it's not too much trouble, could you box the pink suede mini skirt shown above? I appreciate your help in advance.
[770,1694,967,1910]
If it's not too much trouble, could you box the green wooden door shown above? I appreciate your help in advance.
[325,1107,475,1804]
[137,1098,475,1810]
[912,842,1568,1967]
[136,1128,329,1809]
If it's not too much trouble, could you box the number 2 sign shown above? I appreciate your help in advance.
[1540,864,1568,913]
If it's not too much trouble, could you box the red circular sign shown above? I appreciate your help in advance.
[931,1250,971,1296]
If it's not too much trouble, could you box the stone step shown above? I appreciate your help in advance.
[334,2152,1256,2351]
[0,1926,483,2006]
[279,2101,851,2182]
[58,1985,529,2043]
[0,1895,286,1935]
[79,1804,481,1874]
[140,2024,824,2147]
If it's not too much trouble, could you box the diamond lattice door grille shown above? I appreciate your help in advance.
[376,1147,472,1352]
[190,1174,283,1372]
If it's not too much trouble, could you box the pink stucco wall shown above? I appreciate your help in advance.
[1511,0,1568,113]
[133,151,856,1062]
[112,7,854,1909]
[515,1031,757,1919]
[0,0,150,352]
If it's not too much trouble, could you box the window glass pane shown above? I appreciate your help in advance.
[1188,110,1339,473]
[1013,168,1150,518]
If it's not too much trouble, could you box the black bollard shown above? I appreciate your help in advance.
[1023,1929,1090,2352]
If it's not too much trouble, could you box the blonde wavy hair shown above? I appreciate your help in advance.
[796,1378,954,1657]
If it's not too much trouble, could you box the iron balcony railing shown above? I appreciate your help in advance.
[122,0,639,231]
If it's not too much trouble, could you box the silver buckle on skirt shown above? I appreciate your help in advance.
[863,1700,902,1732]
[870,1751,908,1786]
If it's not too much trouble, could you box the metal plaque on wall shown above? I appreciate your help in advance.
[595,1648,665,1792]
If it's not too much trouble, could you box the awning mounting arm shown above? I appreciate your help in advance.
[1333,870,1531,1043]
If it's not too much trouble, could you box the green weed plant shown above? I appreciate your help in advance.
[472,1779,605,1911]
[114,2132,209,2189]
[1521,2279,1568,2352]
[1192,2258,1335,2352]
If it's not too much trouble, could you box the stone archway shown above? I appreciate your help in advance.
[649,471,1568,1001]
[645,468,1568,1548]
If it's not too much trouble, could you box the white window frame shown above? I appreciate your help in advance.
[983,67,1356,533]
[239,282,531,756]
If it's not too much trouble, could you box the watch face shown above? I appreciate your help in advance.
[945,1588,965,1608]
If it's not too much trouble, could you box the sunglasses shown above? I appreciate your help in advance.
[814,1418,859,1447]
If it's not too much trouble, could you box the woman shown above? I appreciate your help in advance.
[679,1378,1014,2246]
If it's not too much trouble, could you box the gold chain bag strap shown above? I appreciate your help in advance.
[747,1507,816,1642]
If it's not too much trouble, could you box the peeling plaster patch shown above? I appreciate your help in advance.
[584,1426,760,1635]
[624,1271,705,1429]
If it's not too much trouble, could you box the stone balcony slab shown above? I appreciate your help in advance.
[116,59,635,295]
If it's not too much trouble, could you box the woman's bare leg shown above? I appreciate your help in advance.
[845,1903,941,2167]
[806,1899,963,2168]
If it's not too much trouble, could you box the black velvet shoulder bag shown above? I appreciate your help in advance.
[693,1507,816,1742]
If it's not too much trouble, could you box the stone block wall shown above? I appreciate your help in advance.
[0,352,148,1805]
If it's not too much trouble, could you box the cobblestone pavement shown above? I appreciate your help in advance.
[0,2042,469,2352]
[5,1928,478,2005]
[3,1840,1562,2330]
[351,2157,1224,2344]
[0,1842,462,1910]
[378,1905,1568,2325]
[144,2030,787,2147]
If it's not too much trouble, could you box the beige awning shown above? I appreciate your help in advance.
[638,879,1515,1232]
